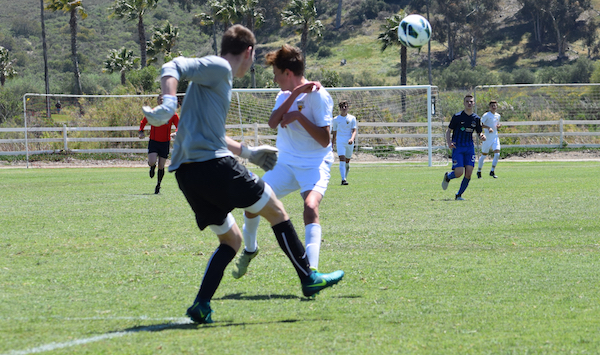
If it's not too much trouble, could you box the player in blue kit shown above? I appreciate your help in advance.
[441,94,486,200]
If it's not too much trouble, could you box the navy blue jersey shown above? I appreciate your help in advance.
[448,111,482,148]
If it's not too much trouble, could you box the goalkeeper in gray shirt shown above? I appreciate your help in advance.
[142,24,344,324]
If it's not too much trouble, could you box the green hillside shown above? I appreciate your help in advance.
[1,0,599,94]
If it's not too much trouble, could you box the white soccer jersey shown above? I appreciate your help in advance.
[272,87,334,167]
[481,111,501,138]
[332,114,357,144]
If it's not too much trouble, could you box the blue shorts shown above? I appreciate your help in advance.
[451,146,476,169]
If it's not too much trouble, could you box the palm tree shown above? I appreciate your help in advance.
[193,12,219,55]
[378,12,407,86]
[281,0,323,64]
[40,0,51,117]
[45,0,87,95]
[335,0,342,29]
[147,21,181,64]
[109,0,160,68]
[0,46,18,87]
[103,47,138,85]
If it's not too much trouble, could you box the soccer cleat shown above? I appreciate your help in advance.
[341,180,348,185]
[302,270,345,297]
[490,171,498,178]
[149,165,156,178]
[186,301,214,324]
[455,195,465,201]
[231,249,259,279]
[441,172,450,190]
[155,184,161,194]
[477,171,482,179]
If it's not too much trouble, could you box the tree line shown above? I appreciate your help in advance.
[0,0,599,102]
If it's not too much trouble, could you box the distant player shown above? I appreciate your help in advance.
[441,94,486,200]
[139,94,179,194]
[477,100,501,179]
[332,100,357,185]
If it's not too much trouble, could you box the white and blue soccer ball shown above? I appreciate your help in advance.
[398,14,432,49]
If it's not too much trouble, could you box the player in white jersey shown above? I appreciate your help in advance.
[332,100,357,185]
[232,44,334,278]
[477,100,501,178]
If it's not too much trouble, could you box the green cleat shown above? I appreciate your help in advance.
[231,248,259,279]
[302,270,345,297]
[186,301,213,324]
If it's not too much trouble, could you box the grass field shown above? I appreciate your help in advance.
[1,161,599,354]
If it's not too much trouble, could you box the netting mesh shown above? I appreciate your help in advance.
[229,86,446,165]
[474,84,600,148]
[6,87,444,165]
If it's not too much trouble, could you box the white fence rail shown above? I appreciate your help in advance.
[2,119,600,156]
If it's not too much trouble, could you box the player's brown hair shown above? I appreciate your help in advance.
[339,100,349,108]
[220,24,255,56]
[265,44,304,76]
[489,100,498,106]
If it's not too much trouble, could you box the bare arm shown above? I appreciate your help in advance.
[445,128,455,149]
[268,81,320,129]
[225,136,243,156]
[349,128,357,144]
[280,111,331,147]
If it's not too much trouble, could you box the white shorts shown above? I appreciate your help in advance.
[262,159,332,198]
[481,135,500,153]
[336,142,354,159]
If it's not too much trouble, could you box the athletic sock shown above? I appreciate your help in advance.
[157,168,165,185]
[447,171,456,180]
[242,215,260,253]
[457,177,471,196]
[339,161,346,180]
[195,244,236,302]
[346,163,350,177]
[272,219,311,281]
[305,223,322,270]
[478,155,485,171]
[492,153,499,168]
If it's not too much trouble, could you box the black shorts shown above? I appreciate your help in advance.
[175,156,265,230]
[148,140,170,158]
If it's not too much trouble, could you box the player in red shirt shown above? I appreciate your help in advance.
[139,95,179,194]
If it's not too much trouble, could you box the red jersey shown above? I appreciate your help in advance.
[139,114,179,142]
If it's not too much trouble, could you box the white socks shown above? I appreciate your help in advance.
[339,161,347,180]
[492,153,499,169]
[242,215,260,253]
[478,155,486,171]
[305,223,322,270]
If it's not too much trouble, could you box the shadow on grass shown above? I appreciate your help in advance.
[217,292,300,301]
[117,317,311,333]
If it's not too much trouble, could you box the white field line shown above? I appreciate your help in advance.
[2,317,192,355]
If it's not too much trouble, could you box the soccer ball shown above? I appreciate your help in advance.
[398,14,432,48]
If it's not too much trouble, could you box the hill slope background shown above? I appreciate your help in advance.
[1,0,600,95]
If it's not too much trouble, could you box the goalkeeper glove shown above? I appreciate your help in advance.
[240,145,278,171]
[142,95,177,126]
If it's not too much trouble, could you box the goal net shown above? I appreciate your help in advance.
[229,86,446,166]
[8,86,445,166]
[474,84,600,149]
